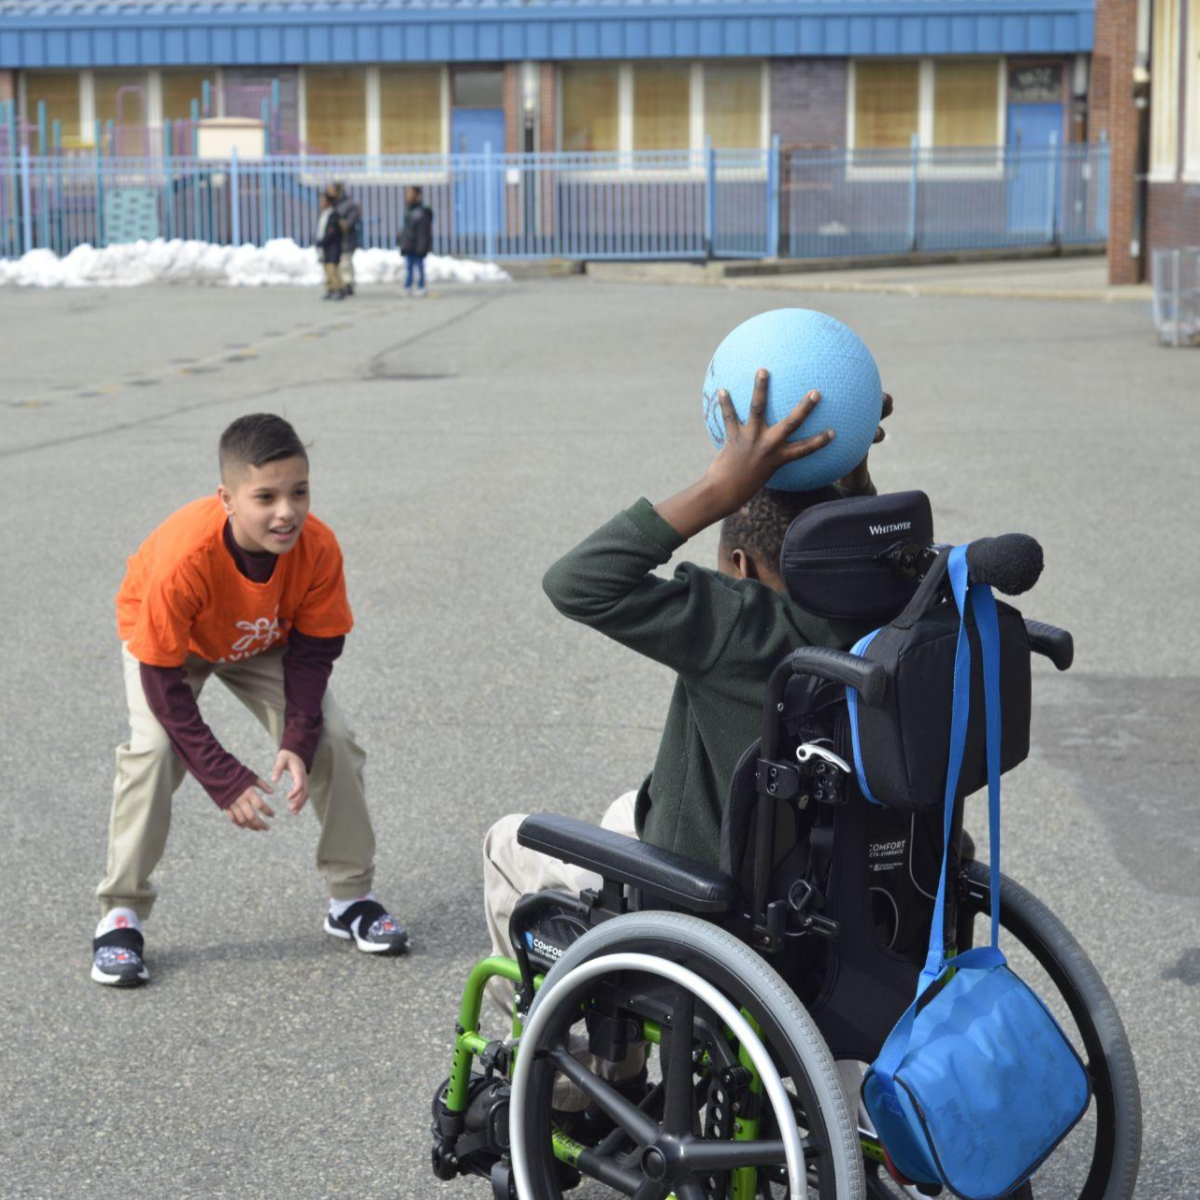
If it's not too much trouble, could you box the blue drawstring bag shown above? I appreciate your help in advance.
[857,546,1090,1200]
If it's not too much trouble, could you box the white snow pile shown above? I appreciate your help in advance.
[0,238,511,288]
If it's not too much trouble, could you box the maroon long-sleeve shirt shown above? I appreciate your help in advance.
[138,521,343,809]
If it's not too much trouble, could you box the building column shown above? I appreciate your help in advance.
[1091,0,1145,284]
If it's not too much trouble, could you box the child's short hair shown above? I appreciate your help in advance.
[219,414,308,480]
[410,185,424,200]
[720,486,840,569]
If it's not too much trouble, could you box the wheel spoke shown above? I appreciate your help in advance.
[681,1138,789,1172]
[595,1081,664,1160]
[663,985,697,1134]
[674,1183,708,1200]
[631,1180,667,1200]
[546,1047,660,1145]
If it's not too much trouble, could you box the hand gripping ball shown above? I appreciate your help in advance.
[702,309,883,491]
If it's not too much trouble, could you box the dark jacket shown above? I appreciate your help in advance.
[399,202,434,258]
[336,194,361,253]
[316,207,342,264]
[542,494,876,869]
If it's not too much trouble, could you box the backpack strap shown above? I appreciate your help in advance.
[866,544,1007,1113]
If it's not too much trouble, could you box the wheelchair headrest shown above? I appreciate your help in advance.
[781,490,935,622]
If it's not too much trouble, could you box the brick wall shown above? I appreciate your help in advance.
[1090,0,1142,283]
[1147,183,1200,251]
[770,59,847,148]
[0,71,14,105]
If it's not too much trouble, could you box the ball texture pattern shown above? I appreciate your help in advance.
[702,308,883,491]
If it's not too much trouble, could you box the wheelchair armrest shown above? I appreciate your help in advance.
[517,814,737,914]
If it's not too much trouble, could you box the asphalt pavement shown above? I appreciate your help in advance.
[0,273,1196,1198]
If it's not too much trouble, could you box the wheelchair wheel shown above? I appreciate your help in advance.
[956,861,1142,1200]
[510,910,865,1199]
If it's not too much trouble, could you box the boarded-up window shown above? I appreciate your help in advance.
[161,71,209,122]
[305,68,367,155]
[704,63,762,148]
[561,64,619,152]
[381,68,443,154]
[633,64,690,150]
[23,72,81,146]
[933,59,1001,146]
[853,61,919,149]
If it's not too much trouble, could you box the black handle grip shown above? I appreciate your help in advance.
[790,646,887,707]
[966,534,1044,595]
[1025,620,1074,671]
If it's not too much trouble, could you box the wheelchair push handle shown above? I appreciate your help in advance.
[789,646,887,707]
[965,533,1044,596]
[1025,619,1074,670]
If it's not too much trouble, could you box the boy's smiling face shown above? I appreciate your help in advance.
[218,456,311,555]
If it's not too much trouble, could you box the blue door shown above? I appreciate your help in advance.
[452,109,505,239]
[1006,102,1064,238]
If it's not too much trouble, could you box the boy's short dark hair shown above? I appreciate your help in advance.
[410,185,424,200]
[720,485,840,570]
[219,414,308,480]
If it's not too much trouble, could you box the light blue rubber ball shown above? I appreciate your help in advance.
[702,308,883,491]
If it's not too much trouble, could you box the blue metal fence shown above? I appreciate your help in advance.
[0,142,1108,265]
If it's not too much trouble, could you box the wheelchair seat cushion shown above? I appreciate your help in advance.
[781,490,934,622]
[517,814,736,913]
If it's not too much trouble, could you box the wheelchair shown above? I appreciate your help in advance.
[431,492,1142,1200]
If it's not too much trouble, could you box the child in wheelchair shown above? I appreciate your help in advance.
[436,370,1140,1200]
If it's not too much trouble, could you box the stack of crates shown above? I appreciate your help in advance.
[1152,247,1200,347]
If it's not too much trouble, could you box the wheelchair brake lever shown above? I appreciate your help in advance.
[796,741,851,774]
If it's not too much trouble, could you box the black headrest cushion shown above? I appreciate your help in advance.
[781,491,935,622]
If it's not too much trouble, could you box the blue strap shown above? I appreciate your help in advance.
[847,627,883,805]
[868,544,1007,1111]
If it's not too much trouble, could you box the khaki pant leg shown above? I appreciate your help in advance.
[339,251,355,287]
[96,647,211,919]
[481,792,642,1108]
[216,648,375,899]
[323,261,342,291]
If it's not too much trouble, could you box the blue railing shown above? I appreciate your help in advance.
[0,142,1108,264]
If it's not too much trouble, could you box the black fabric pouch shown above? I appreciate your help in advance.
[851,553,1032,812]
[781,491,935,622]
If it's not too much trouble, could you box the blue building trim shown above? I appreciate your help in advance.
[0,3,1094,70]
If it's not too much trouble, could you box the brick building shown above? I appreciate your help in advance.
[0,1,1093,162]
[1092,0,1200,283]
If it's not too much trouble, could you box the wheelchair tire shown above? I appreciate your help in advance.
[959,861,1142,1200]
[512,910,866,1200]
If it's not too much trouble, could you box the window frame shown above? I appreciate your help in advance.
[1183,0,1200,180]
[846,56,1008,178]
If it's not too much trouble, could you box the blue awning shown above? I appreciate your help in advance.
[0,1,1095,70]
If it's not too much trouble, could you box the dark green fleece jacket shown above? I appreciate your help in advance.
[542,497,877,871]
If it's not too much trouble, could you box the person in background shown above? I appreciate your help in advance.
[398,186,434,298]
[316,192,344,301]
[331,182,362,298]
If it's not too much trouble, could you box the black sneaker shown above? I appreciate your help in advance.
[92,928,149,987]
[553,1068,651,1146]
[324,899,408,955]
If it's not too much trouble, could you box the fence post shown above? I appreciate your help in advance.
[1048,130,1060,246]
[483,140,496,260]
[271,78,281,153]
[907,132,920,252]
[20,144,32,255]
[766,134,781,258]
[229,144,240,246]
[94,120,105,247]
[260,98,274,242]
[704,136,716,258]
[202,78,212,119]
[163,120,174,242]
[190,99,200,155]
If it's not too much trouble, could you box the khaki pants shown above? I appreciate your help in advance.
[339,251,355,288]
[97,645,374,919]
[323,260,343,292]
[482,793,644,1108]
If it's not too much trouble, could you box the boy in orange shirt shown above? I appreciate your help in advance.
[92,413,407,987]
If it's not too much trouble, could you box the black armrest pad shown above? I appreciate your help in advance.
[517,814,736,913]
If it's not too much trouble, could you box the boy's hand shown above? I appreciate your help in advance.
[836,391,894,492]
[657,369,833,539]
[272,749,310,816]
[226,779,276,831]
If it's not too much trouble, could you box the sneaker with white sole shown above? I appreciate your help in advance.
[324,899,408,955]
[92,928,149,987]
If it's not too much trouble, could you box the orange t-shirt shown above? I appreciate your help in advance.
[116,496,354,667]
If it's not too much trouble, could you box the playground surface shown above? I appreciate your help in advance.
[0,271,1195,1197]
